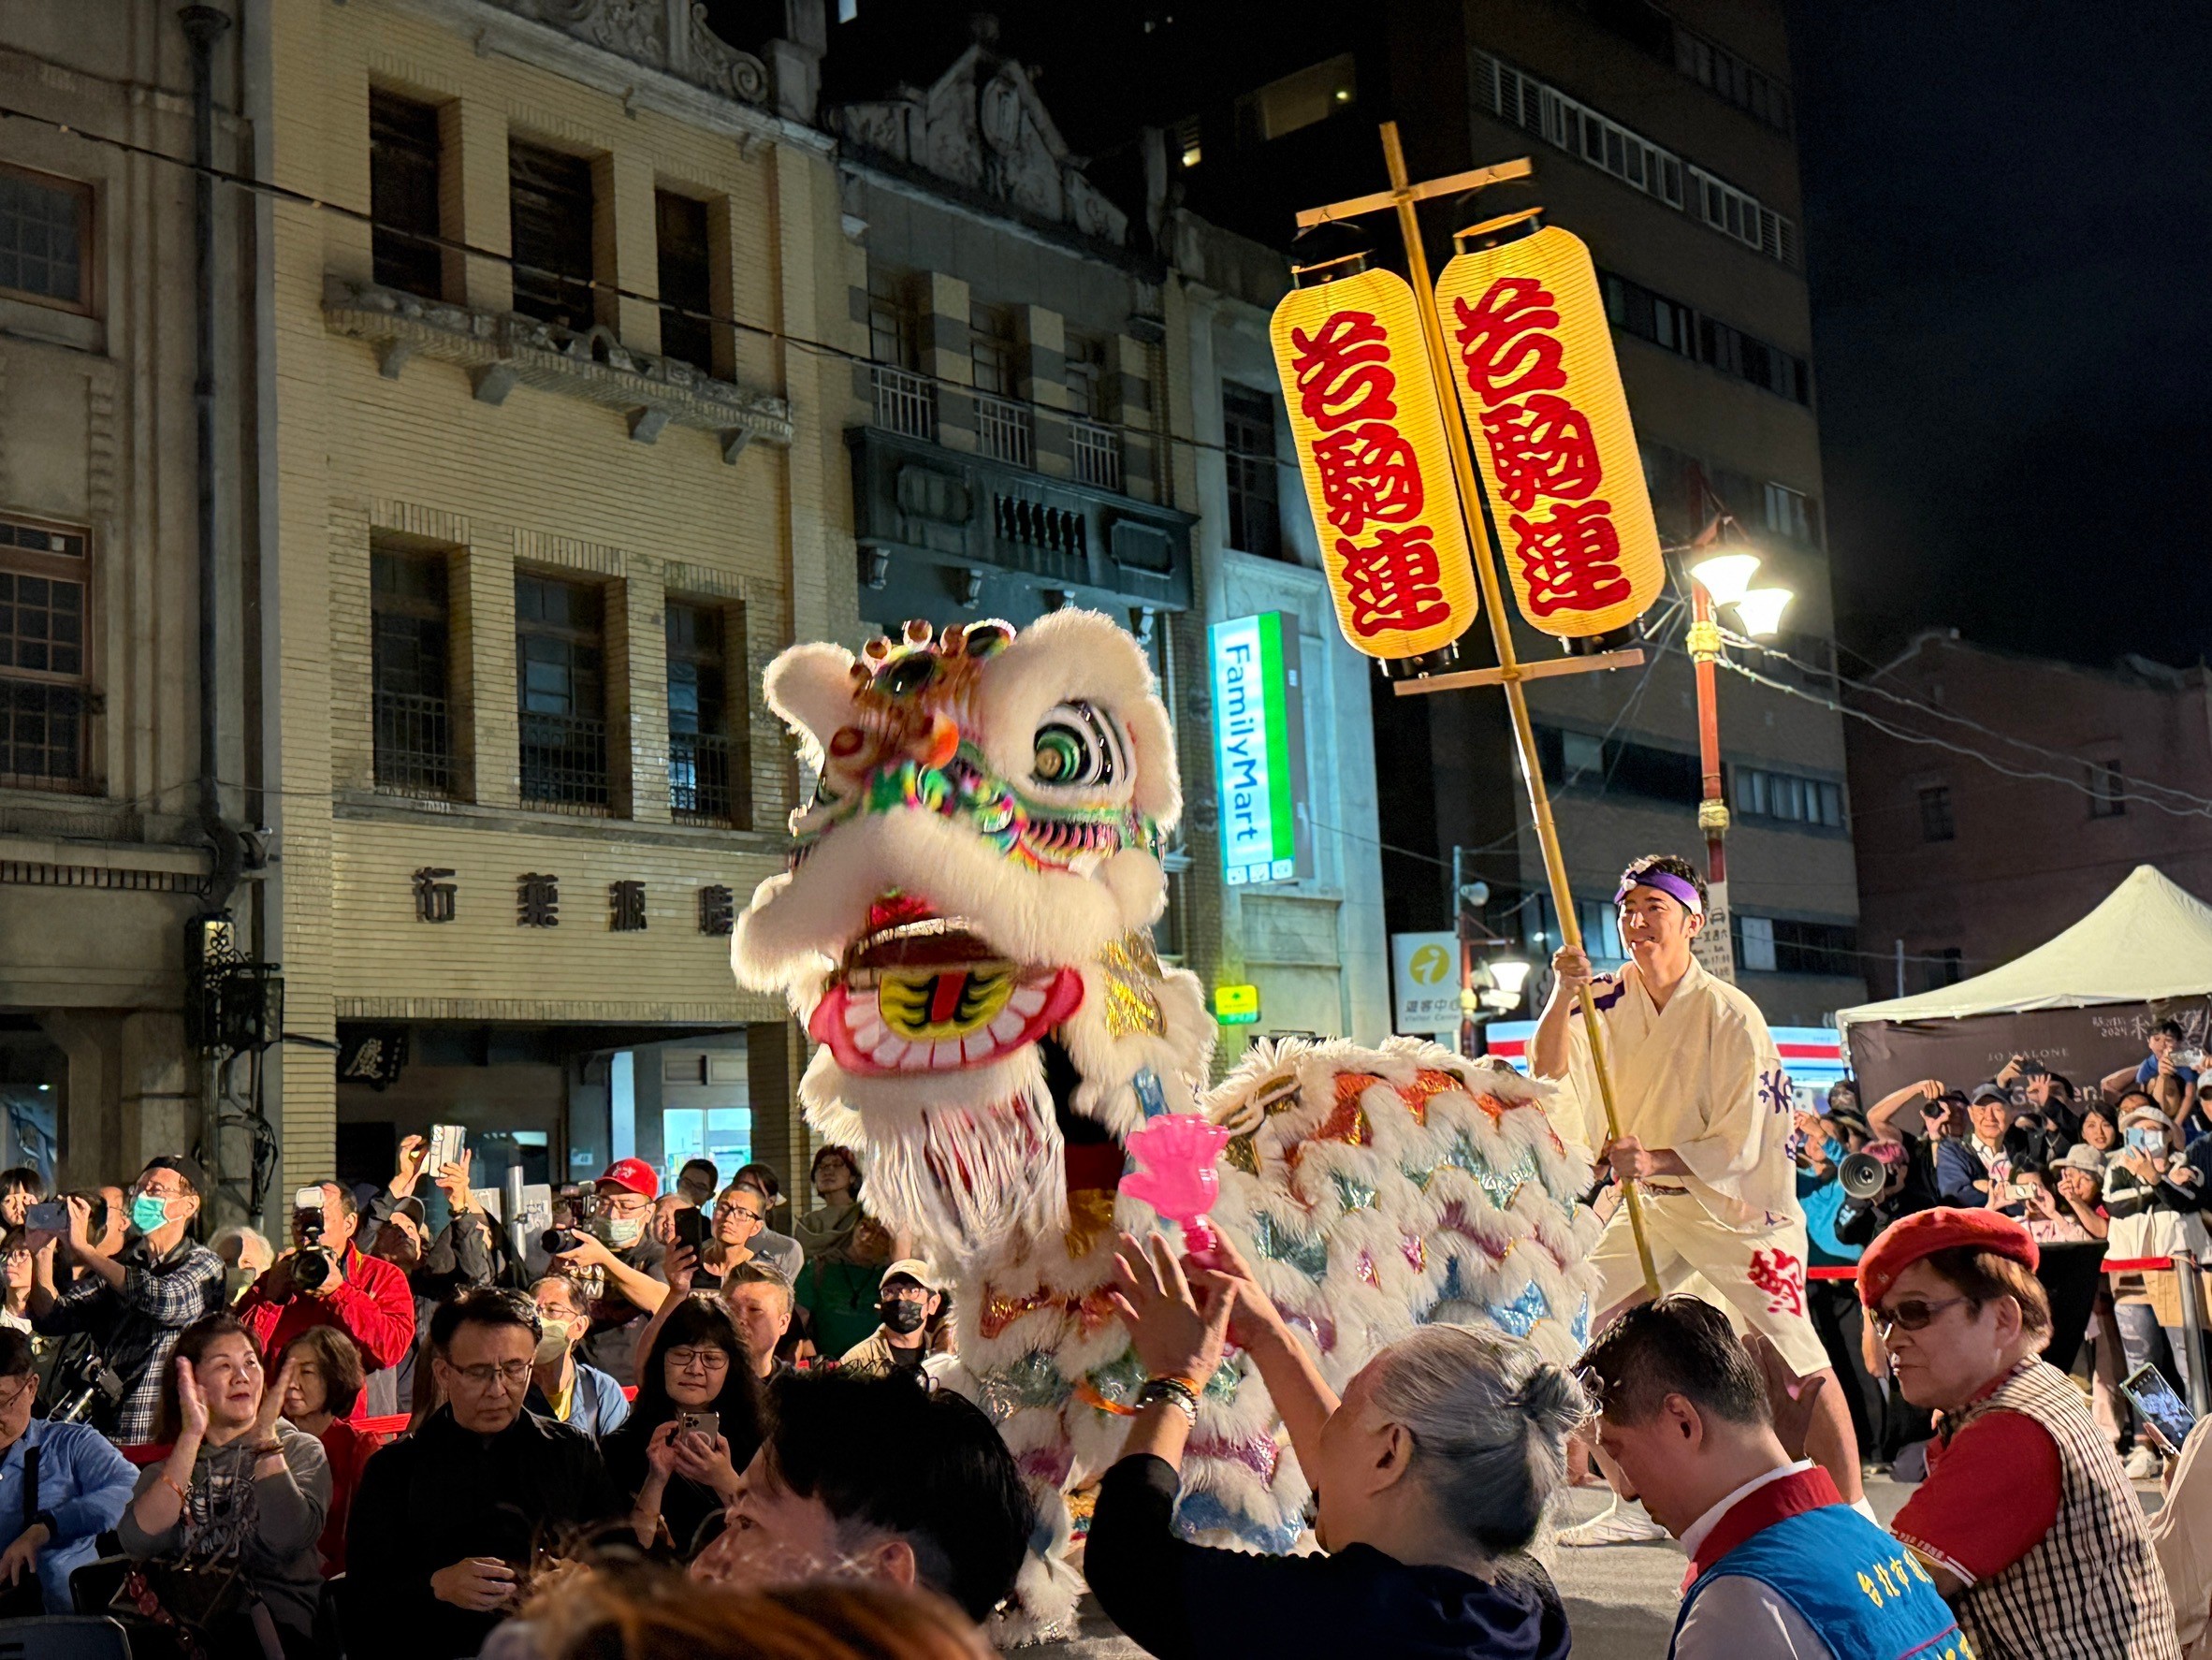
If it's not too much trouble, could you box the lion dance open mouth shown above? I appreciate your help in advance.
[734,611,1600,1639]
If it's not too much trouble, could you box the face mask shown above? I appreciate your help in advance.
[130,1194,172,1234]
[533,1320,571,1365]
[879,1298,926,1335]
[2129,1127,2165,1154]
[593,1213,644,1249]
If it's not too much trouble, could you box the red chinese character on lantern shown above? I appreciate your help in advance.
[1451,278,1568,408]
[1510,501,1632,618]
[1746,1247,1805,1318]
[1479,393,1603,510]
[1337,525,1453,639]
[1288,311,1398,430]
[1312,423,1425,536]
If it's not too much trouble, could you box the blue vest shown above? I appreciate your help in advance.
[1672,1503,1968,1660]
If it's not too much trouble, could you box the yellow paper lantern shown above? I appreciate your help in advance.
[1433,221,1665,638]
[1269,266,1479,662]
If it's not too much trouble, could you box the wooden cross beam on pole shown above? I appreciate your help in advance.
[1299,123,1661,1300]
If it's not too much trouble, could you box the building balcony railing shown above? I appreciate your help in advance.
[847,426,1194,619]
[372,690,458,799]
[872,365,939,442]
[670,730,747,827]
[519,708,611,814]
[0,676,90,794]
[1070,418,1124,492]
[974,391,1035,469]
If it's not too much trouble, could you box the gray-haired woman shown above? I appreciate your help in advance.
[1085,1230,1577,1660]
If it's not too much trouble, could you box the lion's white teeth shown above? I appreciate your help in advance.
[930,1041,964,1070]
[871,1036,909,1068]
[844,997,872,1030]
[990,1011,1027,1042]
[963,1033,997,1063]
[1009,985,1046,1016]
[852,1019,886,1052]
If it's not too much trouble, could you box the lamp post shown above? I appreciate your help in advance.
[1684,548,1793,969]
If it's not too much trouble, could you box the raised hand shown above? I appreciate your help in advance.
[394,1135,429,1196]
[434,1149,474,1213]
[255,1354,298,1441]
[174,1357,210,1442]
[1109,1231,1233,1384]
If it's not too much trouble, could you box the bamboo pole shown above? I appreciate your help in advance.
[1375,121,1661,1300]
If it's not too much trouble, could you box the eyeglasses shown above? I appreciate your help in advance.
[134,1182,186,1201]
[716,1202,764,1223]
[1873,1295,1970,1338]
[601,1194,651,1216]
[666,1347,731,1374]
[450,1360,532,1389]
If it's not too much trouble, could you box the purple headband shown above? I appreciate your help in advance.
[1615,868,1703,915]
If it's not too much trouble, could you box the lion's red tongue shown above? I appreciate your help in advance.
[866,893,937,934]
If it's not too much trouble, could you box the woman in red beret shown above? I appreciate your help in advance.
[1859,1206,2177,1658]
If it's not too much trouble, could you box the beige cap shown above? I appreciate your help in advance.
[880,1257,938,1290]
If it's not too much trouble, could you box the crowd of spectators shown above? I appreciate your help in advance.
[9,1028,2212,1658]
[0,1137,1028,1658]
[1791,1020,2212,1480]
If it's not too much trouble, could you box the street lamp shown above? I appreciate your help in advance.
[1684,549,1794,920]
[1733,587,1794,639]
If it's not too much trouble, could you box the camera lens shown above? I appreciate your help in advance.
[540,1228,577,1254]
[1840,1152,1888,1201]
[294,1248,332,1292]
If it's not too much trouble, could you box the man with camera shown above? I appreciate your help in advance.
[234,1181,416,1394]
[27,1156,225,1443]
[0,1326,136,1614]
[547,1158,668,1387]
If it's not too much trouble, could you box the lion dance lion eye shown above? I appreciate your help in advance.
[1032,701,1124,789]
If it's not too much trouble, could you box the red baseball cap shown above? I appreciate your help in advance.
[1857,1206,2038,1308]
[597,1158,659,1200]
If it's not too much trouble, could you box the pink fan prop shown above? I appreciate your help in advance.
[1122,1114,1234,1265]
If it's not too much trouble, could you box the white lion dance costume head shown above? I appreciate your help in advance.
[735,611,1599,1635]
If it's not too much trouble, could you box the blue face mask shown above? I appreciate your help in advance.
[130,1194,172,1234]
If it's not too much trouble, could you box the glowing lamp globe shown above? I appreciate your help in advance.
[1734,587,1795,639]
[1687,552,1761,607]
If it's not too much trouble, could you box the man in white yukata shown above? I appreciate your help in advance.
[1532,852,1865,1545]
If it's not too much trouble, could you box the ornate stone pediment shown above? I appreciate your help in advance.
[486,0,769,105]
[834,45,1128,244]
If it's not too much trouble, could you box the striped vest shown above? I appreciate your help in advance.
[1940,1357,2178,1659]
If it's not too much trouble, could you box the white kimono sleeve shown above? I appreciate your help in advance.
[1669,999,1786,1206]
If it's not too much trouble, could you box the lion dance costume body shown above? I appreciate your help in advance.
[734,611,1600,1636]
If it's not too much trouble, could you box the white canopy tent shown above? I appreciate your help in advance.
[1837,865,2212,1034]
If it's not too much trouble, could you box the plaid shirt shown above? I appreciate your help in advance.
[36,1234,225,1444]
[1941,1358,2179,1659]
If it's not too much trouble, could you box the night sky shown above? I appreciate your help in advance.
[1788,2,2212,672]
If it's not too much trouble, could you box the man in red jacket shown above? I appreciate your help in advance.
[234,1181,415,1405]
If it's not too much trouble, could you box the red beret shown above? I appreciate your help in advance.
[1857,1206,2039,1308]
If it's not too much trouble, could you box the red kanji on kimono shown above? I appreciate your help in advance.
[1747,1247,1806,1318]
[1337,525,1453,639]
[1479,394,1603,510]
[1287,311,1397,430]
[1450,277,1568,408]
[1312,423,1425,536]
[1509,501,1632,619]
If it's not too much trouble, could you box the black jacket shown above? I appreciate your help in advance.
[342,1405,622,1659]
[1085,1455,1572,1660]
